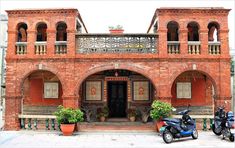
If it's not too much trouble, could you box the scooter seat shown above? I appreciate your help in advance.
[163,118,181,123]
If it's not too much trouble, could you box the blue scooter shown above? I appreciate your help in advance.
[162,106,198,143]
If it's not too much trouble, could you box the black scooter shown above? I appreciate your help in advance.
[161,106,198,143]
[212,106,235,142]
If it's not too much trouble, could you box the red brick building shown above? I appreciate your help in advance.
[4,7,231,130]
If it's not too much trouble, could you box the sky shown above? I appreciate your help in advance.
[0,0,234,49]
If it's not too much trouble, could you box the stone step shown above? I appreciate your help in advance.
[79,122,155,131]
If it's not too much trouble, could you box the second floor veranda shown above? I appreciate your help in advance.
[12,33,225,60]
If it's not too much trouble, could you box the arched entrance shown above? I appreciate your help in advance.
[21,70,63,115]
[171,70,216,115]
[79,69,156,122]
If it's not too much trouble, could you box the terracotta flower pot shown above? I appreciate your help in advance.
[109,29,124,34]
[60,124,75,136]
[100,116,106,122]
[129,116,136,122]
[155,120,164,132]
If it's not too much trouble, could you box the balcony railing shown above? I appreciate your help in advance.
[35,42,47,55]
[167,41,180,54]
[15,42,27,55]
[55,41,67,54]
[76,34,157,53]
[188,41,201,54]
[208,42,221,55]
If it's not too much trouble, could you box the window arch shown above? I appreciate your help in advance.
[208,22,220,42]
[187,22,199,41]
[17,23,28,42]
[167,21,179,41]
[36,22,47,41]
[56,22,67,41]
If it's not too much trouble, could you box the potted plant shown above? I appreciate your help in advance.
[97,106,109,122]
[54,105,84,136]
[127,108,137,122]
[150,100,174,132]
[109,25,124,34]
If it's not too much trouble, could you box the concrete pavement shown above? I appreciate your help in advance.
[0,131,234,148]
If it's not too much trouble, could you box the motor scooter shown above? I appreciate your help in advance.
[162,106,198,143]
[212,106,234,142]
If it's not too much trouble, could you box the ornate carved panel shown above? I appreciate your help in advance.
[76,34,157,53]
[133,81,149,101]
[44,82,59,98]
[85,81,102,101]
[176,82,191,99]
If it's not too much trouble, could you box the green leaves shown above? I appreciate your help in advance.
[54,105,84,124]
[97,106,109,118]
[150,100,174,120]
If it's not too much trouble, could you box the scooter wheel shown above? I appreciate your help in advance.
[163,130,173,144]
[229,135,234,142]
[192,129,198,139]
[212,124,222,136]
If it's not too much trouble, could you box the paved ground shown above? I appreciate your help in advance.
[0,131,234,148]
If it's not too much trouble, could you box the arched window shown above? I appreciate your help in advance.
[167,21,179,41]
[187,22,199,41]
[17,23,28,42]
[56,22,67,41]
[36,23,47,41]
[208,22,220,42]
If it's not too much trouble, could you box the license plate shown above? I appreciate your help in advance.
[231,129,235,133]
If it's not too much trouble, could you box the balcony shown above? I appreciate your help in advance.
[76,34,157,54]
[208,42,221,55]
[167,41,180,54]
[55,41,67,54]
[35,42,47,55]
[188,41,201,54]
[15,42,27,55]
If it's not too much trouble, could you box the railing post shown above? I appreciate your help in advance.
[203,118,207,131]
[33,119,38,130]
[51,119,55,130]
[28,118,32,130]
[46,118,50,130]
[20,118,25,129]
[209,118,213,130]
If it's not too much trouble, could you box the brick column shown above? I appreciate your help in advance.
[179,29,188,55]
[220,30,229,55]
[200,29,208,55]
[158,97,172,104]
[4,96,22,130]
[26,30,36,56]
[214,96,231,112]
[47,30,56,55]
[62,96,79,109]
[158,29,167,58]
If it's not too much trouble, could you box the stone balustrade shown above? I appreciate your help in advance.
[208,42,221,55]
[188,41,201,54]
[35,42,47,55]
[15,42,27,55]
[55,41,67,54]
[167,41,180,54]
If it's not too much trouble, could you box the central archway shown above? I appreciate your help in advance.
[78,69,156,122]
